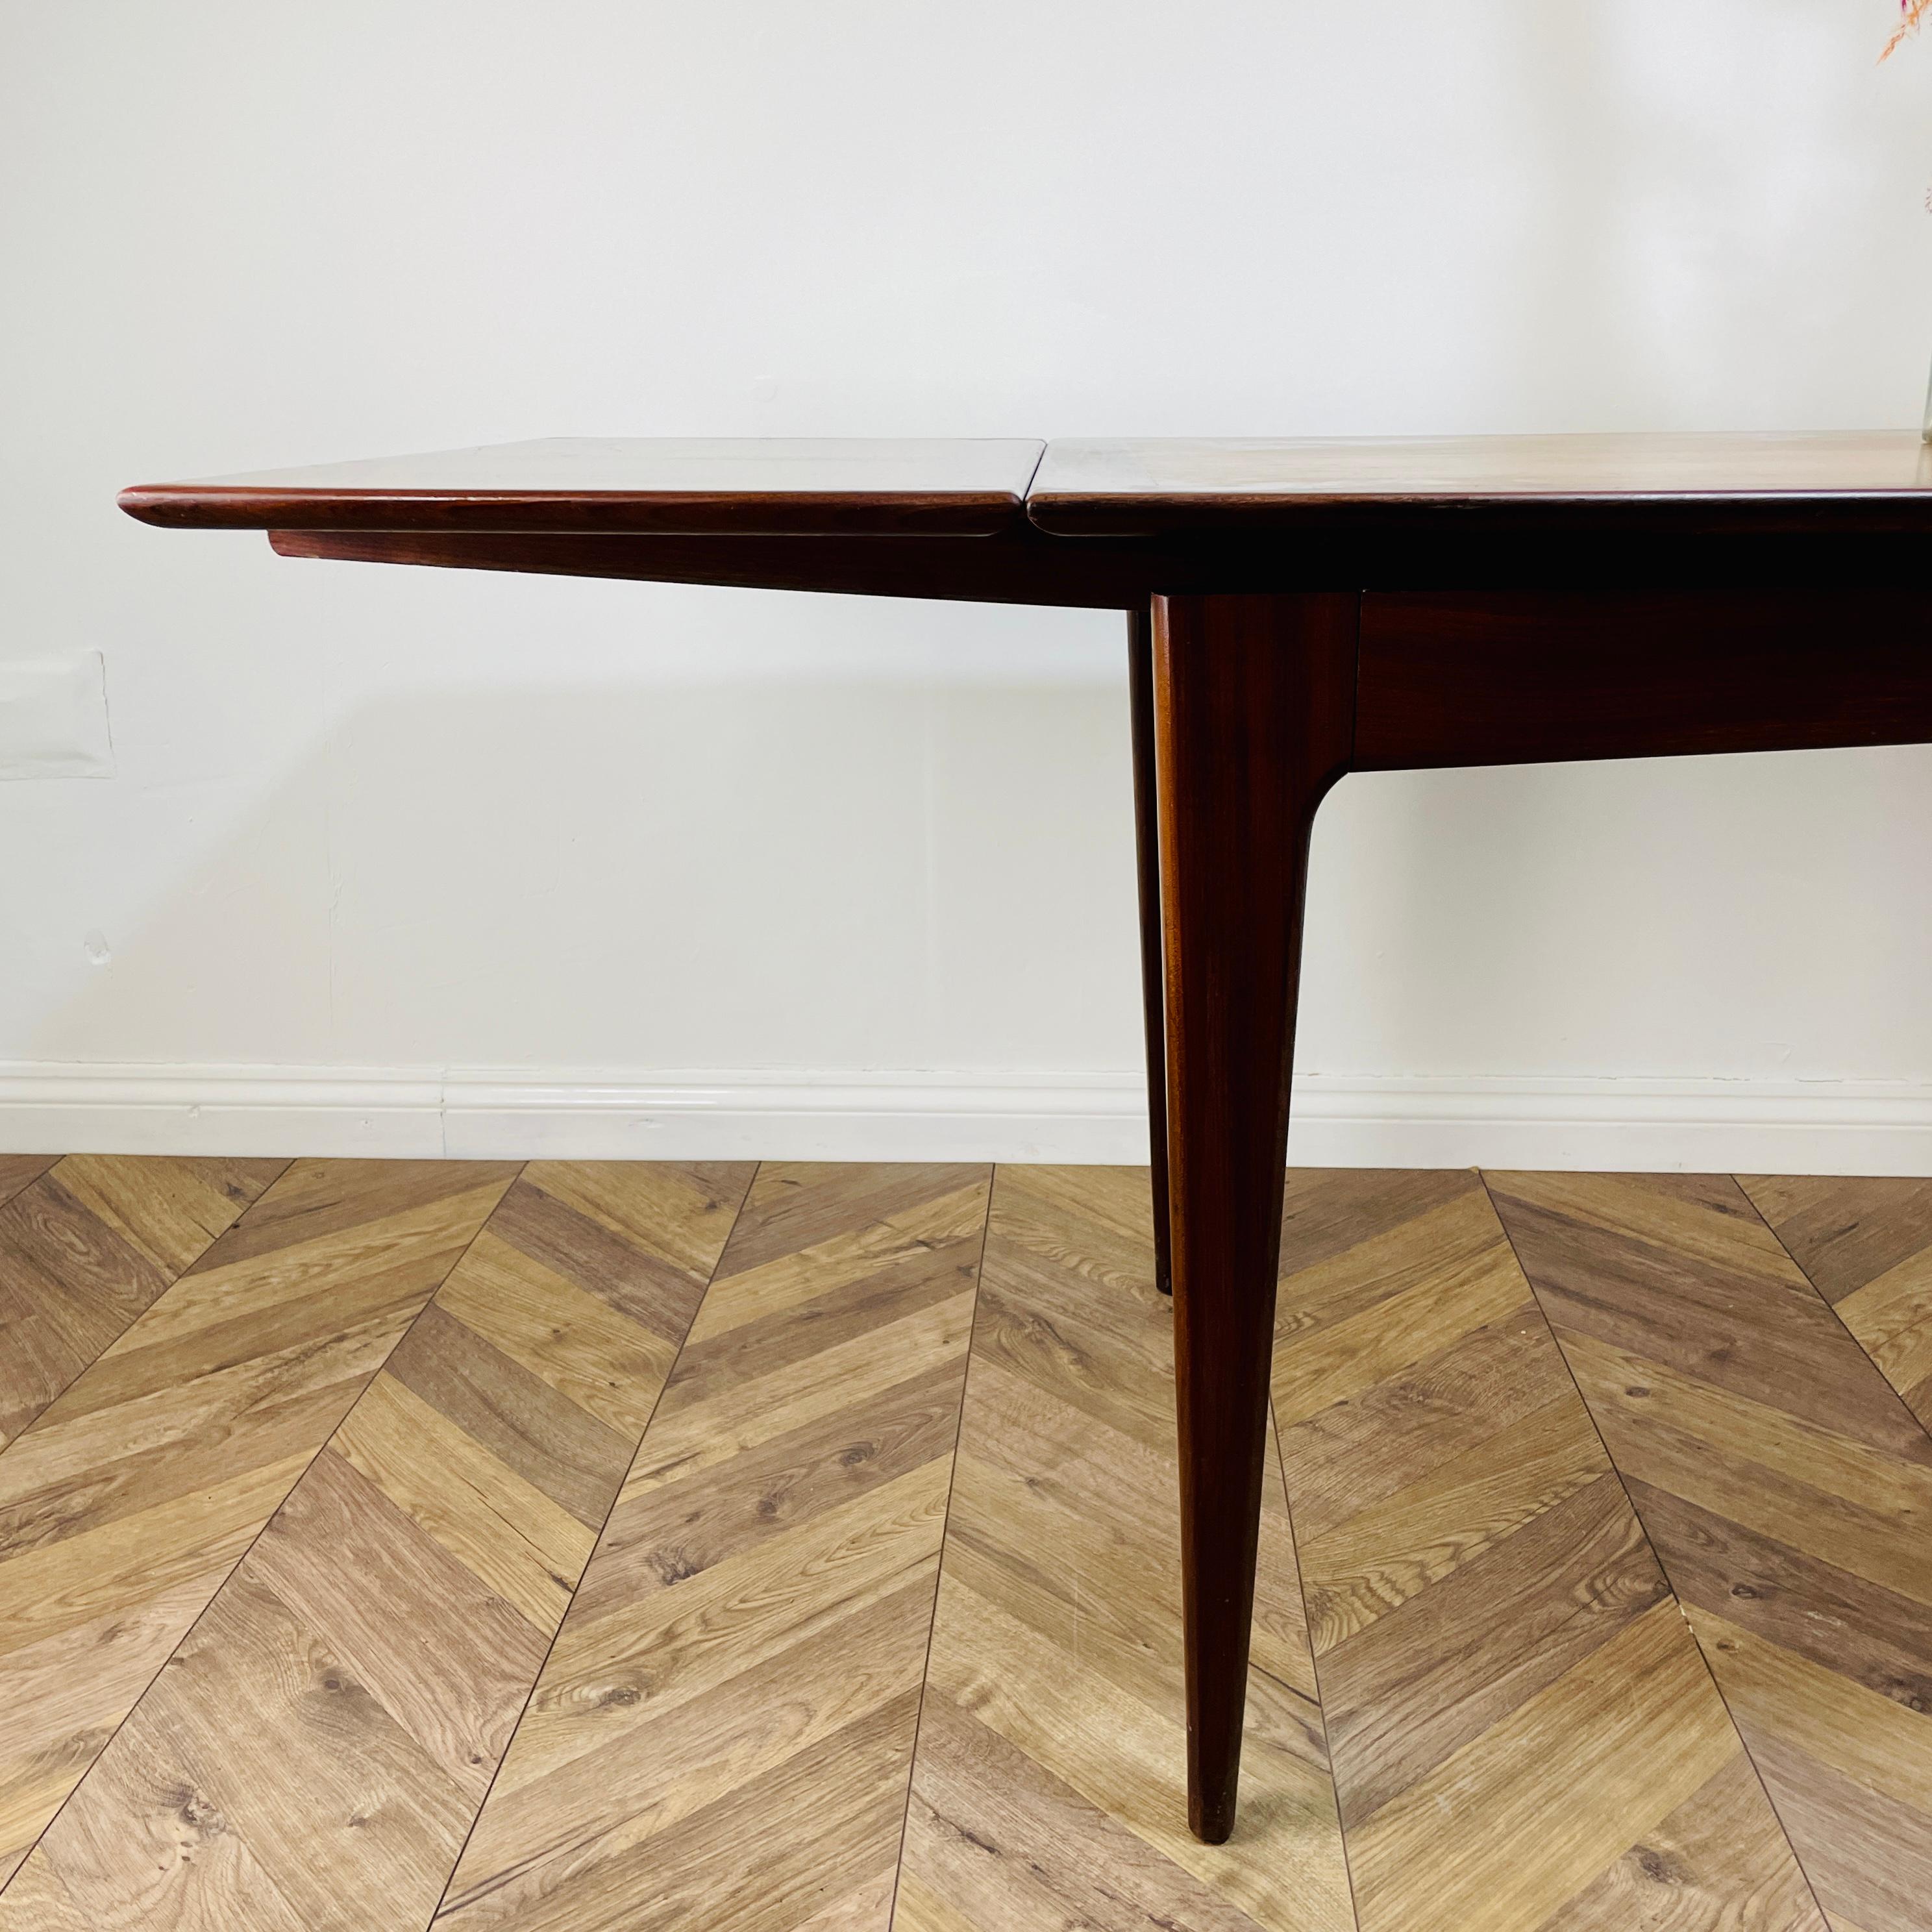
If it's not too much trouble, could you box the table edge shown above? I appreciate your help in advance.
[118,483,1033,539]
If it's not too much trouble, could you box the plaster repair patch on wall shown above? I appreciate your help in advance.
[0,652,114,779]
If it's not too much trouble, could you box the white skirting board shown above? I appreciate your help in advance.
[2,1063,1932,1174]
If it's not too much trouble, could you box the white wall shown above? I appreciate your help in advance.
[4,0,1931,1168]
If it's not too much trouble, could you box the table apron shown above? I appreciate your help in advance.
[1354,588,1932,770]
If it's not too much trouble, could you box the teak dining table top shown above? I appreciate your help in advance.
[123,428,1932,542]
[119,430,1932,1847]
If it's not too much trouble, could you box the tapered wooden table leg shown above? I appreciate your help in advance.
[1127,604,1172,1296]
[1154,591,1358,1843]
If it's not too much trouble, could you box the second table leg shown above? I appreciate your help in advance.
[1128,604,1172,1296]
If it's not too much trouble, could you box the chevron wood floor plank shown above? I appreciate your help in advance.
[1487,1170,1932,1932]
[0,1158,519,1896]
[0,1156,286,1449]
[1274,1168,1818,1932]
[1738,1175,1932,1430]
[0,1158,55,1210]
[434,1160,990,1932]
[1,1159,753,1932]
[40,1156,291,1279]
[898,1164,1352,1932]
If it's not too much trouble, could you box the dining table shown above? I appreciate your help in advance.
[119,429,1932,1845]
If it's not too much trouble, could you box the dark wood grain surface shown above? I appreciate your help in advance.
[1354,589,1932,769]
[1153,592,1359,1842]
[121,438,1045,536]
[264,526,1167,608]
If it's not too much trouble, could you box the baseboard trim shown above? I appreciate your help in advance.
[2,1063,1930,1173]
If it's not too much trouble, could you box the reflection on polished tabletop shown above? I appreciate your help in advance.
[1028,430,1932,531]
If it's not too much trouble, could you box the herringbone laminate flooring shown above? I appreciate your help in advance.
[0,1155,1926,1931]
